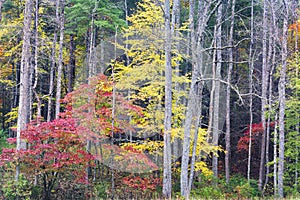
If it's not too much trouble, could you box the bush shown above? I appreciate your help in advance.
[2,174,32,200]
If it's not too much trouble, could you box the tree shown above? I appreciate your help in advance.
[225,0,236,184]
[1,116,95,200]
[278,0,289,197]
[55,0,65,119]
[163,0,172,197]
[212,0,222,177]
[258,0,269,190]
[16,0,32,180]
[181,0,220,197]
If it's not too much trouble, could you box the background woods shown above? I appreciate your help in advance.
[0,0,300,199]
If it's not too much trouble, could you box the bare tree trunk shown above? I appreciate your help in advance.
[163,0,172,198]
[55,0,64,119]
[263,17,275,194]
[259,0,269,190]
[47,0,59,122]
[225,0,235,184]
[171,0,181,167]
[0,0,5,22]
[274,114,278,196]
[67,34,75,93]
[247,0,254,182]
[278,1,289,197]
[86,0,98,181]
[110,25,118,200]
[16,0,32,180]
[181,0,196,196]
[181,0,218,197]
[33,0,41,121]
[212,1,222,177]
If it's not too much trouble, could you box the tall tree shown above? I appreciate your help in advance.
[16,0,33,180]
[225,0,235,184]
[163,0,172,197]
[47,0,59,122]
[55,0,65,118]
[212,0,222,177]
[247,0,254,182]
[258,0,269,190]
[181,0,219,197]
[278,0,289,196]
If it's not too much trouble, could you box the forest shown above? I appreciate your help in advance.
[0,0,299,199]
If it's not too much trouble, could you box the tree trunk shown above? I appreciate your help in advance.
[55,0,65,119]
[47,0,59,122]
[68,34,75,93]
[180,0,196,196]
[163,0,172,198]
[258,0,269,190]
[274,114,278,196]
[16,0,33,180]
[278,1,289,197]
[263,16,275,193]
[247,0,254,182]
[181,0,218,197]
[0,0,5,22]
[225,0,235,184]
[212,1,222,177]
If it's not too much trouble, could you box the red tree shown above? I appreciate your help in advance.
[0,114,95,200]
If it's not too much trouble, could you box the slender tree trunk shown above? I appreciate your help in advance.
[163,0,172,198]
[263,18,275,194]
[0,0,5,22]
[212,1,222,177]
[47,0,59,122]
[181,0,195,196]
[225,0,235,184]
[86,0,98,180]
[16,0,33,180]
[274,114,278,196]
[259,0,269,190]
[171,0,181,166]
[110,25,118,200]
[247,0,254,182]
[68,34,75,93]
[181,0,218,197]
[278,1,289,197]
[33,0,41,121]
[55,0,64,118]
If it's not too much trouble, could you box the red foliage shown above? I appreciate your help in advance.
[62,74,143,137]
[122,175,161,191]
[0,115,95,184]
[237,122,275,151]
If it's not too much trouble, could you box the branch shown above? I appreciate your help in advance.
[196,77,244,104]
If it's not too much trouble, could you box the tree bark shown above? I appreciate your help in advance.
[212,1,222,177]
[47,0,59,122]
[181,0,217,197]
[68,34,75,93]
[16,0,33,180]
[0,0,5,22]
[55,0,64,119]
[278,0,289,197]
[225,0,235,184]
[258,0,269,190]
[247,0,254,182]
[163,0,172,198]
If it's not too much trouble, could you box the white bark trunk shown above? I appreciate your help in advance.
[278,1,289,197]
[259,0,269,190]
[55,0,64,119]
[16,0,32,180]
[225,0,235,184]
[163,0,172,198]
[212,2,222,177]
